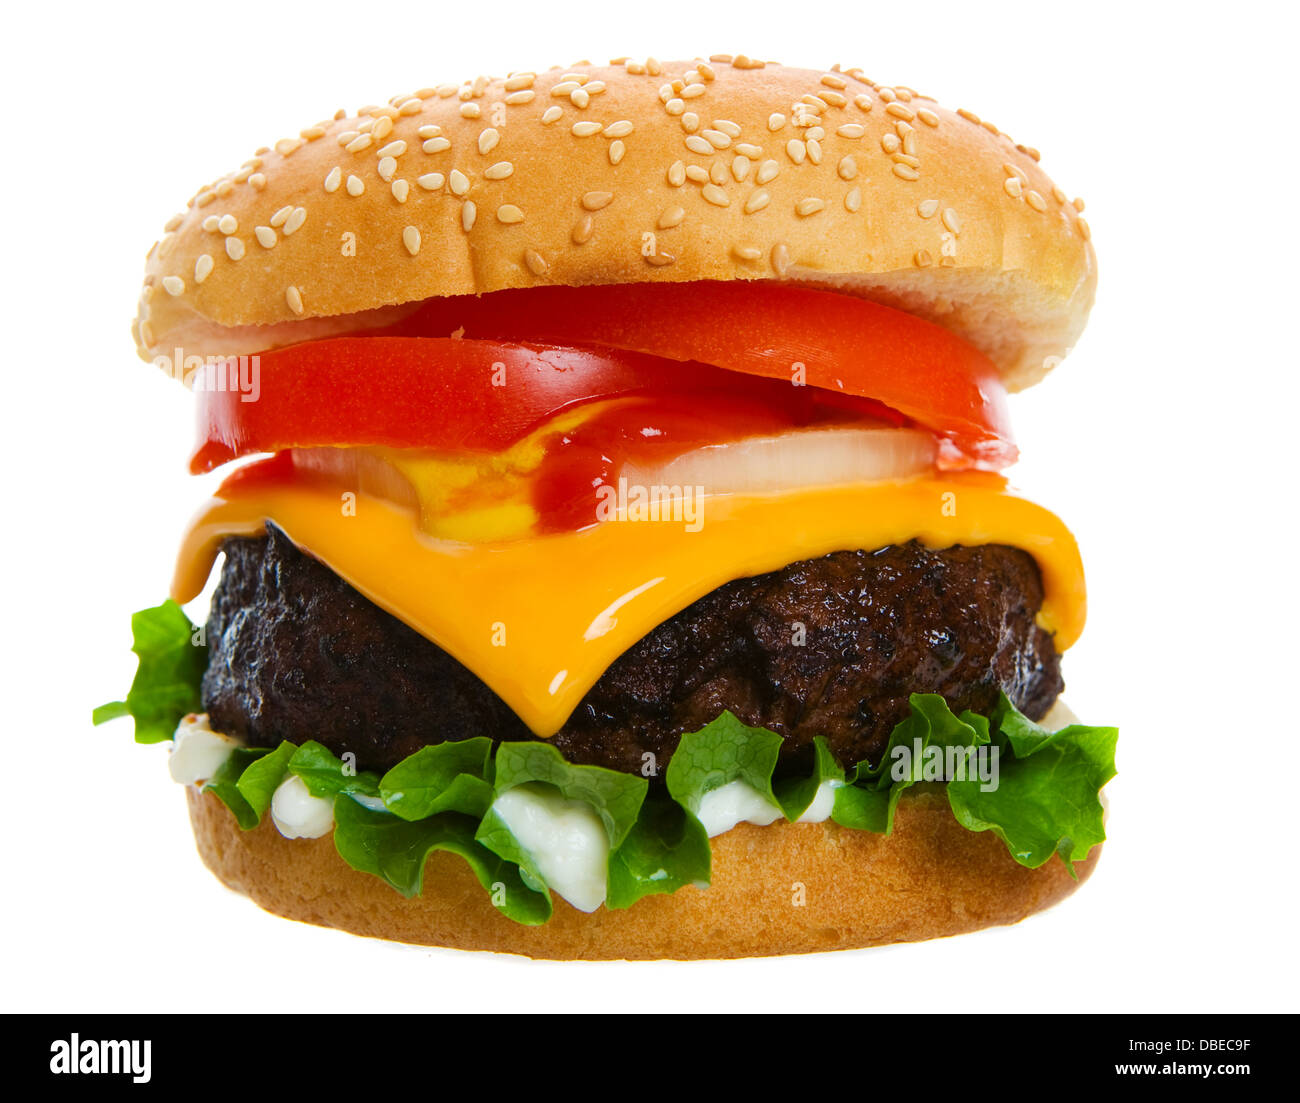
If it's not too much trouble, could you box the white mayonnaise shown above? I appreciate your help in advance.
[696,778,842,838]
[270,775,335,839]
[491,784,609,913]
[168,714,241,785]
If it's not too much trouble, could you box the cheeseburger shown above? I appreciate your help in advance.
[97,55,1117,959]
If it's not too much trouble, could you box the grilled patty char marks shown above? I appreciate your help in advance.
[202,524,1063,775]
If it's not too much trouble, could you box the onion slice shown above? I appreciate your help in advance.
[622,428,938,498]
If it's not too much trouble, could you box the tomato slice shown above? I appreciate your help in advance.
[387,282,1016,467]
[190,337,901,474]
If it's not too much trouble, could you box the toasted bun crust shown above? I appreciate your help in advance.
[136,57,1095,391]
[186,785,1096,960]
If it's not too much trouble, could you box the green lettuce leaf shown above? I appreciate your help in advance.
[773,736,845,821]
[92,601,207,743]
[287,740,380,799]
[378,738,495,821]
[607,796,712,910]
[947,694,1118,875]
[665,711,784,815]
[332,800,550,924]
[203,747,271,830]
[235,741,298,822]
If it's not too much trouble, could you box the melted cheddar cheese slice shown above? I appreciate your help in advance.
[172,471,1085,737]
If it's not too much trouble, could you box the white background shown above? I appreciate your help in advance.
[2,0,1295,1013]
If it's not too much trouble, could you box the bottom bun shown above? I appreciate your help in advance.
[187,786,1097,960]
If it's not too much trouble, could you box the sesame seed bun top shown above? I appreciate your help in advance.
[134,55,1096,391]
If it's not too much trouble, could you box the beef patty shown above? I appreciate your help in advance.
[202,524,1063,776]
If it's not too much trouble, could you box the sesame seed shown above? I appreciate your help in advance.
[917,108,940,127]
[837,156,858,181]
[372,116,394,140]
[942,208,961,233]
[1073,197,1086,212]
[551,81,581,97]
[665,98,685,116]
[225,237,245,261]
[417,125,443,139]
[524,248,549,276]
[140,321,155,347]
[918,199,940,218]
[478,128,500,155]
[581,191,613,211]
[378,140,407,159]
[571,121,600,137]
[732,244,762,262]
[586,81,606,95]
[893,152,920,168]
[1003,176,1023,198]
[836,124,867,140]
[735,142,763,158]
[506,90,536,105]
[1025,190,1047,212]
[437,84,457,98]
[398,99,423,116]
[163,275,185,296]
[796,197,826,217]
[218,214,238,235]
[504,73,535,91]
[1003,162,1028,183]
[882,133,901,154]
[914,250,933,268]
[275,137,302,156]
[449,169,470,196]
[956,108,980,124]
[337,130,359,146]
[786,139,806,164]
[681,82,706,98]
[491,204,522,225]
[378,156,397,181]
[459,103,481,119]
[324,167,342,193]
[685,165,709,183]
[819,90,847,107]
[283,208,306,235]
[771,242,791,275]
[755,159,779,185]
[708,161,727,185]
[702,128,731,149]
[402,226,421,255]
[821,73,847,89]
[346,133,373,153]
[164,213,184,232]
[423,137,451,154]
[572,214,594,244]
[202,215,220,233]
[249,173,267,190]
[1077,216,1091,240]
[731,155,752,182]
[347,174,364,196]
[484,161,514,180]
[1052,185,1067,205]
[255,226,277,248]
[418,172,445,190]
[845,187,862,212]
[806,138,822,164]
[981,120,999,135]
[570,88,590,108]
[681,112,701,133]
[878,88,897,103]
[744,190,770,214]
[713,119,741,138]
[668,161,686,187]
[461,201,477,231]
[893,163,920,181]
[286,286,303,314]
[392,179,410,202]
[886,103,915,121]
[853,93,873,112]
[902,129,917,157]
[702,183,730,207]
[768,113,785,130]
[645,251,675,267]
[608,140,626,165]
[685,135,713,156]
[698,64,716,81]
[604,120,634,138]
[658,206,685,228]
